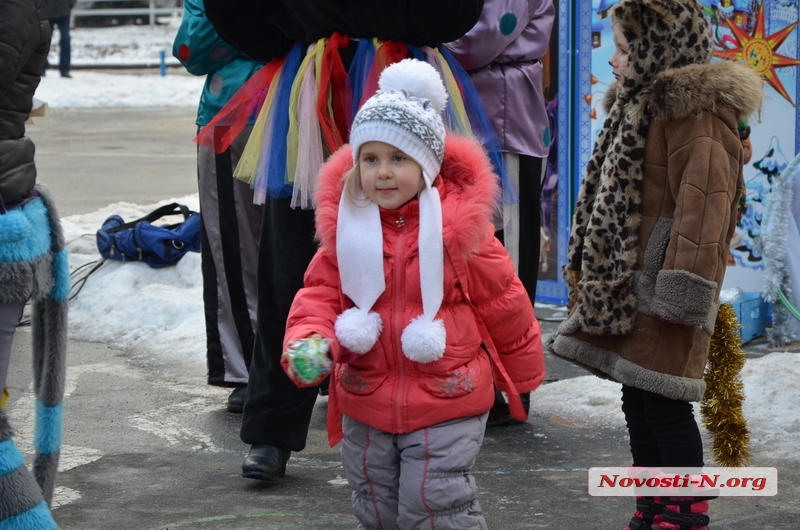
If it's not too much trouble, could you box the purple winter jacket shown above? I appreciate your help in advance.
[447,0,555,158]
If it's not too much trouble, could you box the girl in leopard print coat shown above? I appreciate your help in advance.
[547,0,763,528]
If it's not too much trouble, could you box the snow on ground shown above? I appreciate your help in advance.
[61,197,800,460]
[36,22,204,108]
[35,70,204,108]
[48,20,183,67]
[532,376,626,429]
[62,195,205,367]
[740,353,800,459]
[530,356,800,460]
[43,23,800,461]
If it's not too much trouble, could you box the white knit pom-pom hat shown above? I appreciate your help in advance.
[335,58,448,363]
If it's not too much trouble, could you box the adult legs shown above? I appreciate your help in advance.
[197,126,262,405]
[489,154,544,426]
[517,155,544,301]
[0,302,26,391]
[50,16,71,77]
[497,153,544,303]
[240,196,319,476]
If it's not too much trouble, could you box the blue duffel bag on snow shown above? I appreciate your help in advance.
[96,202,202,268]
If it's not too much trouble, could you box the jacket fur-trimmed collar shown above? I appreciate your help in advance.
[603,60,763,121]
[314,134,499,259]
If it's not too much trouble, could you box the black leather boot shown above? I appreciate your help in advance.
[227,384,247,413]
[242,444,291,481]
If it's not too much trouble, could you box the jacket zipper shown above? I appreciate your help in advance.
[393,213,407,433]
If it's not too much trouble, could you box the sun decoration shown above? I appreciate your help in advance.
[715,2,800,107]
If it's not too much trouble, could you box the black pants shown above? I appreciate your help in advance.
[240,196,320,451]
[44,16,71,76]
[620,385,704,467]
[494,155,543,302]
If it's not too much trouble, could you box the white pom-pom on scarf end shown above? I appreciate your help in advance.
[335,307,383,354]
[401,316,446,363]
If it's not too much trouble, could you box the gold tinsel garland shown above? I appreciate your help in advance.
[700,303,750,467]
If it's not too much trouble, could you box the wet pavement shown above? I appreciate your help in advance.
[5,107,798,529]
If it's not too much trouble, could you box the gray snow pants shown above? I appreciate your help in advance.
[341,413,489,530]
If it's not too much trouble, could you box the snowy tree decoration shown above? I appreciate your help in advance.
[760,151,800,346]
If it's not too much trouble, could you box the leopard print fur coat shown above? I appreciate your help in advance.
[549,0,763,401]
[565,0,714,336]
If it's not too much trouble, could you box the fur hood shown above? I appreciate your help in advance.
[314,134,499,259]
[603,60,763,122]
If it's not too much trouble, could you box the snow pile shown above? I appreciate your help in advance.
[741,352,800,459]
[62,195,206,366]
[532,375,626,428]
[531,355,800,460]
[35,71,204,108]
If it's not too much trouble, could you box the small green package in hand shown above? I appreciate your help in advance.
[284,334,332,385]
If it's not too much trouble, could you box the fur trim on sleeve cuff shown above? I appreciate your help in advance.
[651,269,717,328]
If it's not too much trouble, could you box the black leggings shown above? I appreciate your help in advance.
[620,385,704,467]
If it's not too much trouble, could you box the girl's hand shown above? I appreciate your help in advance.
[282,334,333,386]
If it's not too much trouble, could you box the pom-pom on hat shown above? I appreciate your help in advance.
[349,59,448,185]
[335,59,448,364]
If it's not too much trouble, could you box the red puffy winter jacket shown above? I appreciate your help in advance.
[284,135,545,445]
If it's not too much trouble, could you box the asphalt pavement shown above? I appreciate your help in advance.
[6,106,799,529]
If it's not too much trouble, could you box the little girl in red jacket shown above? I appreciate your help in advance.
[281,59,545,530]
